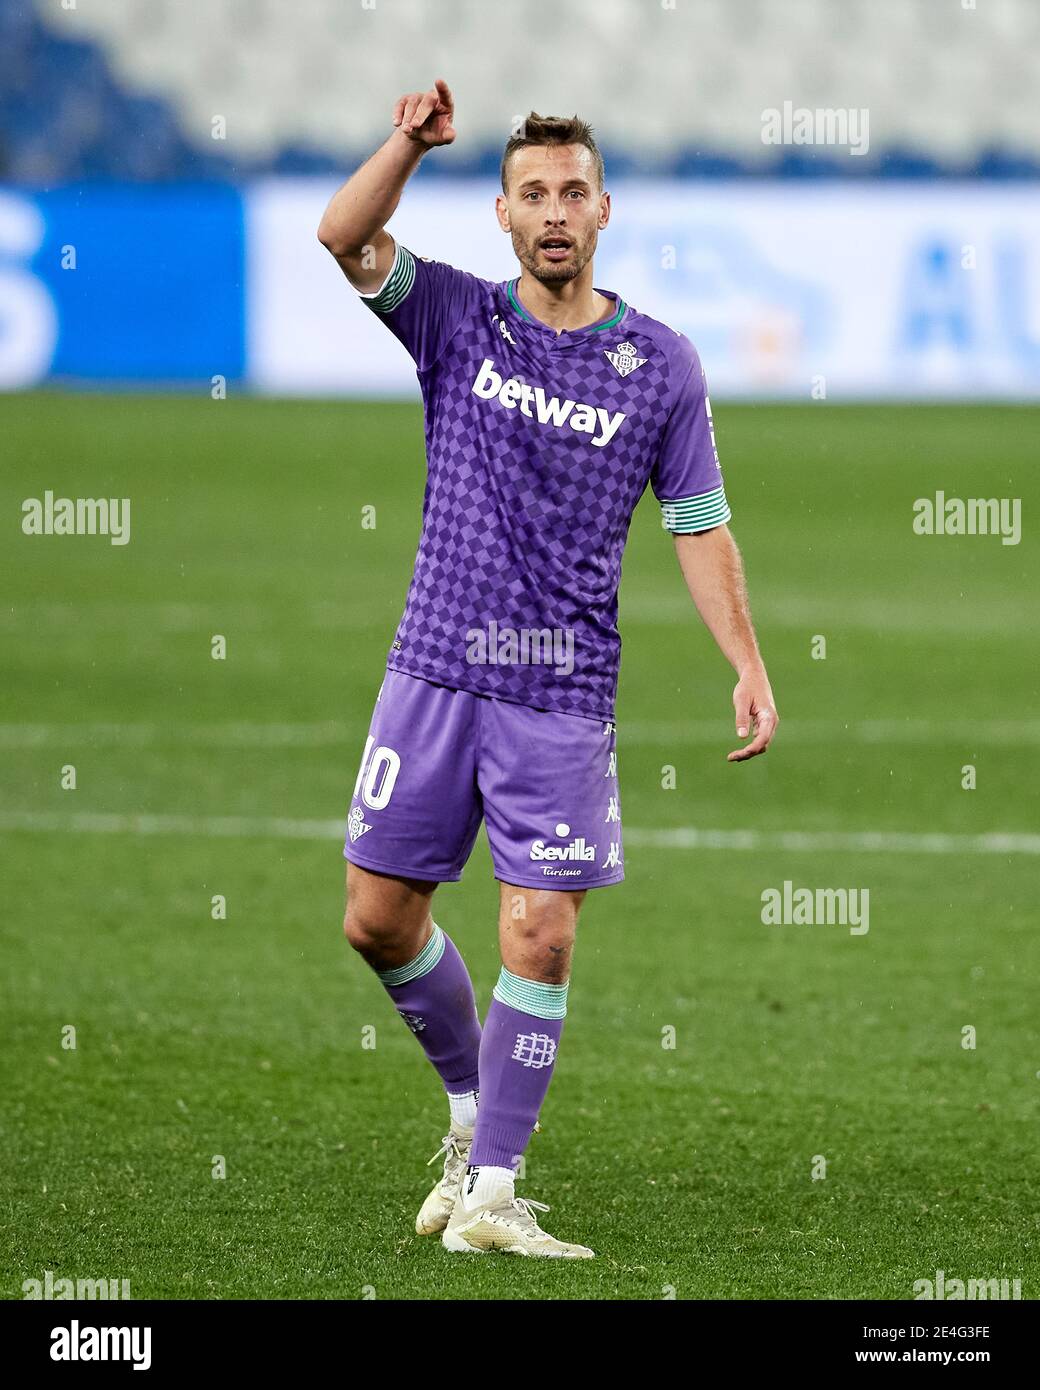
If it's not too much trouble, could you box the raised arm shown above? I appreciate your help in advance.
[673,525,779,762]
[317,78,456,291]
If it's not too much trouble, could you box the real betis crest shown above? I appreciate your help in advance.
[604,341,647,378]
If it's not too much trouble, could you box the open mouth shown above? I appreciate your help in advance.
[539,239,572,261]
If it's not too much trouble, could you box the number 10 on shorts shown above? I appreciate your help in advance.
[353,735,402,810]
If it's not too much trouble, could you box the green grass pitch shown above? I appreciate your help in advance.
[2,394,1038,1300]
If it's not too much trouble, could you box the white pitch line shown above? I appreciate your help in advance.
[0,722,352,749]
[0,810,343,841]
[0,810,1037,856]
[0,718,1038,748]
[0,595,1020,637]
[623,827,1040,855]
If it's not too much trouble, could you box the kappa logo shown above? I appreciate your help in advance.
[491,313,517,346]
[471,358,626,447]
[705,385,720,466]
[512,1032,557,1069]
[604,340,647,378]
[347,806,372,842]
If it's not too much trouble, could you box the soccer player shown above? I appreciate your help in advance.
[319,79,779,1258]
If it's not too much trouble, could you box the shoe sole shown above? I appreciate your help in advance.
[441,1227,591,1258]
[442,1228,493,1254]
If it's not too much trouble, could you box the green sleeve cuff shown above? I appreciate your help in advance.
[660,485,731,533]
[358,240,417,313]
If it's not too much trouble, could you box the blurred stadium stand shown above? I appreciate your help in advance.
[2,0,1037,182]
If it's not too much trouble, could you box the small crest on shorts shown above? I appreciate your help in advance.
[347,806,372,842]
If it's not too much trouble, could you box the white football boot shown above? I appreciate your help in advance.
[442,1181,594,1258]
[415,1124,473,1236]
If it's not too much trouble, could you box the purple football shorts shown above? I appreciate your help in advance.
[343,669,624,890]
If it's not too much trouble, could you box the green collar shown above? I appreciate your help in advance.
[507,279,627,334]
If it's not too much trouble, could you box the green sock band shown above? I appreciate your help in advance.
[376,923,445,987]
[493,965,568,1020]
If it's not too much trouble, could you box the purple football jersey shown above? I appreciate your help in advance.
[357,239,730,722]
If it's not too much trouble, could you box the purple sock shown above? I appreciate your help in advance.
[376,924,481,1096]
[470,969,568,1170]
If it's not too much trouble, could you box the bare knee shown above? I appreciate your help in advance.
[500,888,586,983]
[516,927,574,983]
[342,898,400,954]
[342,864,436,968]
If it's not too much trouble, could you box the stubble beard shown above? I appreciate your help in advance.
[512,227,595,286]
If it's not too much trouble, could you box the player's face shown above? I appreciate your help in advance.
[497,144,609,286]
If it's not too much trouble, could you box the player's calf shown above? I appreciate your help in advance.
[340,864,483,1209]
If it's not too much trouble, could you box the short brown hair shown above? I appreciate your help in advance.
[500,112,604,193]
